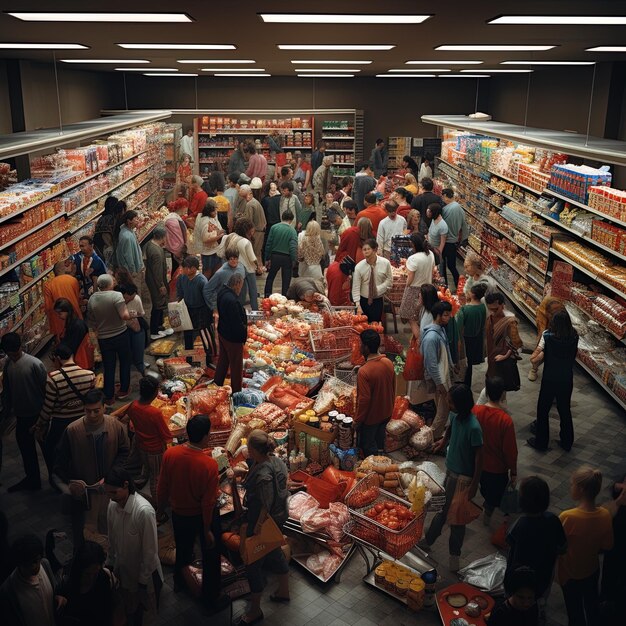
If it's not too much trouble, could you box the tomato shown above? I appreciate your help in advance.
[385,501,394,510]
[375,503,385,514]
[387,521,399,530]
[366,508,376,518]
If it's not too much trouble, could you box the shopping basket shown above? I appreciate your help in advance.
[333,362,359,387]
[344,473,425,559]
[309,326,359,363]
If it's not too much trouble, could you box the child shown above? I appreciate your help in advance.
[506,476,567,616]
[126,376,172,511]
[419,384,483,572]
[118,283,146,377]
[558,466,614,626]
[488,566,539,626]
[456,282,487,387]
[473,376,518,529]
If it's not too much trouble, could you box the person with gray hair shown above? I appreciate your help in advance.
[214,272,247,393]
[87,274,137,404]
[143,225,171,339]
[238,183,267,261]
[187,175,208,230]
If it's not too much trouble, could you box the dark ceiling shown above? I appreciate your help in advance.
[1,0,626,76]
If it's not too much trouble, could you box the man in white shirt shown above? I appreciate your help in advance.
[179,129,194,162]
[376,200,407,259]
[105,467,163,624]
[352,238,393,323]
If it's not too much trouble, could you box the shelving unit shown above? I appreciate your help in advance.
[0,112,172,355]
[387,136,412,172]
[161,123,182,191]
[427,115,626,410]
[322,121,355,177]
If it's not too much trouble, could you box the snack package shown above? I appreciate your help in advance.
[301,506,331,533]
[400,410,425,430]
[410,426,434,451]
[391,396,410,420]
[288,492,320,521]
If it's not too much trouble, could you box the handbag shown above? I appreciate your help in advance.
[499,482,519,515]
[239,514,285,565]
[403,336,424,381]
[167,300,194,332]
[199,325,217,358]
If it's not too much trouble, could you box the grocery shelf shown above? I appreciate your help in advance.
[527,259,547,274]
[0,149,148,226]
[0,212,66,251]
[529,242,548,256]
[18,266,54,296]
[531,230,550,243]
[29,332,54,357]
[0,229,68,280]
[546,189,626,229]
[488,169,543,197]
[199,145,236,149]
[69,208,105,234]
[325,149,354,153]
[576,359,626,410]
[321,136,355,140]
[13,298,44,332]
[485,220,529,251]
[323,126,354,131]
[198,128,310,134]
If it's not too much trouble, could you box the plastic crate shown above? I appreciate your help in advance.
[309,326,358,363]
[345,473,425,559]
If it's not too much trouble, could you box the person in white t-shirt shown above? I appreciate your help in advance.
[399,233,436,338]
[179,129,194,162]
[376,200,407,258]
[119,283,147,377]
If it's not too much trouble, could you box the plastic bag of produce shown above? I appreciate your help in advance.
[391,396,409,420]
[386,419,411,436]
[288,492,320,520]
[301,506,331,533]
[327,502,350,541]
[305,551,328,575]
[305,477,344,509]
[321,554,343,581]
[400,410,425,430]
[410,426,434,451]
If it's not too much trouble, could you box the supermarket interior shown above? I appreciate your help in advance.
[1,2,626,626]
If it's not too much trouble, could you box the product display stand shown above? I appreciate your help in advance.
[387,137,412,173]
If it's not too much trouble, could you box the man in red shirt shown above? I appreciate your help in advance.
[126,377,172,508]
[186,176,208,227]
[355,330,395,456]
[157,414,229,611]
[356,192,386,235]
[326,259,352,306]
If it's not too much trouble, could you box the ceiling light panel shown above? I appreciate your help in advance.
[440,74,491,78]
[461,69,532,73]
[388,68,451,72]
[436,45,556,51]
[0,43,88,49]
[376,74,436,78]
[177,59,255,64]
[501,60,595,65]
[296,68,361,72]
[279,44,395,50]
[116,67,178,71]
[201,68,266,72]
[118,43,235,50]
[586,46,626,52]
[489,16,626,25]
[291,60,372,64]
[261,14,430,24]
[214,73,271,77]
[61,59,149,64]
[297,74,354,78]
[144,73,198,77]
[8,12,192,23]
[406,60,483,64]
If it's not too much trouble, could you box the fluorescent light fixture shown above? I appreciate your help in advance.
[291,60,372,64]
[144,73,198,77]
[261,13,430,24]
[436,45,556,51]
[388,68,450,72]
[298,74,354,78]
[177,59,255,64]
[202,68,265,72]
[586,46,626,52]
[406,60,483,64]
[61,59,149,64]
[376,74,436,78]
[461,68,532,73]
[0,42,88,49]
[296,68,360,72]
[279,44,395,51]
[489,15,626,25]
[214,73,271,77]
[501,60,595,65]
[8,12,192,23]
[440,74,491,78]
[118,43,235,50]
[116,67,178,71]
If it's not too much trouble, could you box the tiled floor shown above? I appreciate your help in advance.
[1,283,625,626]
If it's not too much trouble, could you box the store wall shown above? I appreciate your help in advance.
[0,61,12,134]
[19,61,118,131]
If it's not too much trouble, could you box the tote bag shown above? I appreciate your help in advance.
[403,336,424,381]
[239,515,285,565]
[167,300,194,332]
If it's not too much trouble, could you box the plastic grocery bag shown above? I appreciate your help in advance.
[168,299,193,332]
[458,552,507,595]
[499,483,519,515]
[446,484,482,525]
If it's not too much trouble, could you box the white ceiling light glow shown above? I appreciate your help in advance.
[440,74,491,78]
[297,74,354,78]
[291,60,372,64]
[461,69,532,73]
[202,68,266,72]
[489,16,626,25]
[116,67,178,72]
[586,46,626,52]
[296,68,361,72]
[436,45,556,51]
[118,43,235,50]
[279,44,395,51]
[177,59,255,64]
[144,73,198,77]
[406,60,483,64]
[501,60,595,65]
[214,74,271,77]
[0,43,88,49]
[261,14,430,24]
[8,12,192,23]
[376,74,436,78]
[61,59,149,64]
[388,68,451,72]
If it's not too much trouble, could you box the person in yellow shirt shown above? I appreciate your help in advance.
[558,466,613,626]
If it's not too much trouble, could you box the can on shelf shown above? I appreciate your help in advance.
[421,569,437,608]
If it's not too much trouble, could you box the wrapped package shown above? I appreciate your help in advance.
[410,426,434,451]
[305,552,327,575]
[327,502,349,541]
[225,422,251,456]
[400,410,425,430]
[391,396,409,420]
[321,554,343,581]
[386,420,411,436]
[301,506,331,533]
[288,492,320,520]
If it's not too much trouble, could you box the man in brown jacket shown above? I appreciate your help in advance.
[143,226,170,339]
[355,329,395,456]
[54,388,129,550]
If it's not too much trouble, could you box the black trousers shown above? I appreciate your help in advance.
[562,570,600,626]
[265,252,292,297]
[15,414,41,486]
[440,242,460,288]
[172,509,222,600]
[150,307,164,335]
[536,378,574,450]
[360,296,383,323]
[42,418,76,476]
[358,420,388,457]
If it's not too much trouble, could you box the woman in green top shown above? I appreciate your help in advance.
[456,282,488,387]
[296,192,316,231]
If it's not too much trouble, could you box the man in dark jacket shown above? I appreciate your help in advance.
[214,274,248,393]
[352,162,377,211]
[410,177,443,234]
[143,226,170,339]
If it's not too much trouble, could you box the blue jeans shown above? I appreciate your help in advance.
[129,328,146,375]
[98,329,131,399]
[240,271,258,310]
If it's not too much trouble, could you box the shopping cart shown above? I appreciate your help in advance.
[309,326,359,363]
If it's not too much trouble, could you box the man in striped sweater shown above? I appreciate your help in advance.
[33,343,95,484]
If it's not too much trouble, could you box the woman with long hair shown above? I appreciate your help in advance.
[298,220,325,280]
[192,199,224,278]
[54,298,93,370]
[404,209,421,235]
[399,233,435,338]
[427,202,448,262]
[93,195,121,265]
[335,217,373,264]
[528,310,579,452]
[462,250,496,303]
[404,172,419,195]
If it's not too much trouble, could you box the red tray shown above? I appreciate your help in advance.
[436,582,495,626]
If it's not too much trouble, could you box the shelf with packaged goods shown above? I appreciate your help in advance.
[492,275,537,319]
[321,136,354,140]
[198,128,311,134]
[18,266,54,296]
[527,258,548,275]
[69,208,105,234]
[325,149,354,153]
[0,149,149,227]
[545,189,626,229]
[529,242,549,256]
[13,298,45,332]
[482,239,528,278]
[323,126,353,131]
[0,212,66,252]
[137,218,163,244]
[485,220,529,252]
[0,229,68,280]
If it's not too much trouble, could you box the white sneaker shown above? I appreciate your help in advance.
[163,328,174,335]
[449,555,460,572]
[150,332,166,340]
